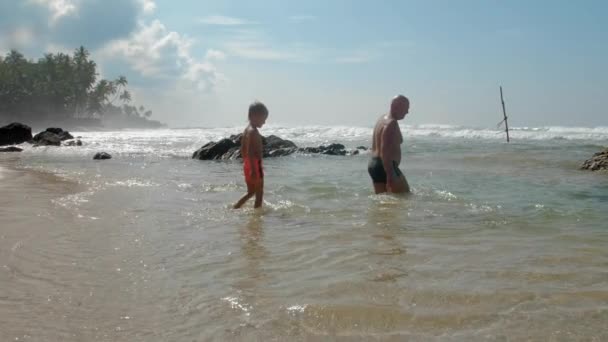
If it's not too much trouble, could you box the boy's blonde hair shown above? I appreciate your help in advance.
[248,101,268,120]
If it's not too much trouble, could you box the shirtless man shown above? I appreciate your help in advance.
[368,95,410,194]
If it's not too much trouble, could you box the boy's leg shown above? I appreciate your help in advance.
[253,179,264,208]
[233,182,255,209]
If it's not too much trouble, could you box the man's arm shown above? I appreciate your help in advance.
[381,121,397,187]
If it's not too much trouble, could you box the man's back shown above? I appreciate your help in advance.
[371,115,402,163]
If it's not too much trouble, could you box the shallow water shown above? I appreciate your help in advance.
[1,125,607,341]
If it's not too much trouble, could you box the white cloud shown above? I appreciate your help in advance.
[199,15,255,26]
[138,0,156,14]
[220,29,312,62]
[335,51,375,64]
[205,49,225,61]
[31,0,77,24]
[224,40,297,61]
[289,15,317,23]
[98,20,224,91]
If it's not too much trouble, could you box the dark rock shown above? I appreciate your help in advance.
[45,128,63,135]
[221,147,242,160]
[93,152,112,160]
[264,135,297,150]
[0,122,32,146]
[357,146,368,150]
[32,131,62,146]
[192,138,238,160]
[267,147,298,157]
[64,140,83,147]
[0,146,23,152]
[59,131,74,141]
[299,147,321,154]
[262,135,297,157]
[581,149,608,171]
[228,133,243,145]
[193,133,359,160]
[320,143,347,156]
[33,128,73,144]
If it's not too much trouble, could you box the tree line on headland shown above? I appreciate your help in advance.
[0,46,164,129]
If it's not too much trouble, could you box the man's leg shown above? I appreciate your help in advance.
[373,182,387,194]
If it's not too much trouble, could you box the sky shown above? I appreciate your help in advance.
[0,0,606,128]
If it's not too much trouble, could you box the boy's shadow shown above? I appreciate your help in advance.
[233,213,270,296]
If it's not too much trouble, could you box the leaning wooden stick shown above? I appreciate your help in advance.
[500,86,510,143]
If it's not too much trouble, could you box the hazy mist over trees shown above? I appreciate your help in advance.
[0,47,163,129]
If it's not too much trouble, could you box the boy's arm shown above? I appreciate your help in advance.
[248,129,262,179]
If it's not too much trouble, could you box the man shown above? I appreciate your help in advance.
[368,95,411,194]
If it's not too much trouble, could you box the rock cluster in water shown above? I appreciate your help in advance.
[33,127,75,146]
[193,133,366,160]
[0,122,32,146]
[581,148,608,171]
[0,146,23,152]
[0,122,83,153]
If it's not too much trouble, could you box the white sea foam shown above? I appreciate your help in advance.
[11,124,607,162]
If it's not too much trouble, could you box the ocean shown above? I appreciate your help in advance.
[1,124,607,341]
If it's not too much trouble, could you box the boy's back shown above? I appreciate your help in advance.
[241,125,263,159]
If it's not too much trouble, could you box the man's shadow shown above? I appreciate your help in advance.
[365,200,409,282]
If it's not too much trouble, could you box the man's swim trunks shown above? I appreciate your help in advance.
[244,158,263,183]
[367,156,403,183]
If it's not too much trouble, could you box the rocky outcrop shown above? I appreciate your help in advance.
[0,122,32,146]
[32,131,62,146]
[64,139,83,146]
[581,149,608,171]
[300,143,350,156]
[32,127,74,146]
[193,134,366,160]
[44,128,74,141]
[0,146,23,152]
[93,152,112,160]
[192,139,238,160]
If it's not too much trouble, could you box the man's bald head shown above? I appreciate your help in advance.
[390,95,410,119]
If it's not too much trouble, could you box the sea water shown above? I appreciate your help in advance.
[1,124,607,341]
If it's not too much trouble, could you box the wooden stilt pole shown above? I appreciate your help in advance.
[500,86,510,142]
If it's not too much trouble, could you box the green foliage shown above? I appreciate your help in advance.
[0,46,152,122]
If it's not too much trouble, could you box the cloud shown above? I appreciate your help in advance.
[223,40,297,61]
[98,20,224,91]
[52,0,141,50]
[0,0,143,51]
[138,0,156,14]
[199,15,255,26]
[219,29,320,62]
[335,51,375,64]
[205,49,226,61]
[288,15,317,23]
[32,0,77,24]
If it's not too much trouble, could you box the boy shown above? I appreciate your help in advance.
[233,101,268,209]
